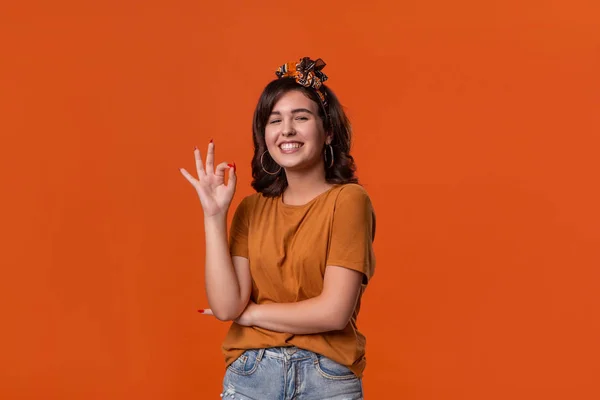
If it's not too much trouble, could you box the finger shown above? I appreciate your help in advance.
[194,146,205,177]
[198,308,214,315]
[179,168,198,185]
[205,140,215,174]
[214,162,230,178]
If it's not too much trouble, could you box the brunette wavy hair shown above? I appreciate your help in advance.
[250,77,358,196]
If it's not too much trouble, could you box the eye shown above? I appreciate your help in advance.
[269,119,281,124]
[296,116,309,121]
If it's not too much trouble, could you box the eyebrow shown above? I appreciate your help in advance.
[269,108,315,116]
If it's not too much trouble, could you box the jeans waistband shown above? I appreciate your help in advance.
[263,346,318,361]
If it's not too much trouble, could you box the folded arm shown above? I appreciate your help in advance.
[237,265,363,334]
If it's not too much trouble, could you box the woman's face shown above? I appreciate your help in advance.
[264,90,330,173]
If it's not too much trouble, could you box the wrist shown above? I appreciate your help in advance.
[248,302,260,326]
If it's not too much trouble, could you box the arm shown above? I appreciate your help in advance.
[204,215,252,321]
[238,265,363,334]
[180,141,251,321]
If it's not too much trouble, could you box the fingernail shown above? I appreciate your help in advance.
[233,162,236,172]
[197,309,205,313]
[209,138,213,144]
[227,163,234,169]
[194,146,198,150]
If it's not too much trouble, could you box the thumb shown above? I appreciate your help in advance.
[197,308,214,316]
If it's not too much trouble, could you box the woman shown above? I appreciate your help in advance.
[180,57,376,400]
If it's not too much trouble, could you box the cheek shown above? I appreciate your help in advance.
[264,133,280,155]
[264,127,277,145]
[306,124,326,144]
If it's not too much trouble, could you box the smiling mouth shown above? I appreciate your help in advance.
[279,142,304,151]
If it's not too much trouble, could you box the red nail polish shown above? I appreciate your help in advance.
[209,138,213,144]
[194,146,198,150]
[233,162,236,172]
[197,309,205,313]
[227,163,234,169]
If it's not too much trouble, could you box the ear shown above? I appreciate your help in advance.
[325,134,333,145]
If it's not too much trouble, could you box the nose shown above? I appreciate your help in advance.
[281,118,296,137]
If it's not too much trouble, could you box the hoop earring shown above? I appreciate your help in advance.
[325,144,334,168]
[260,150,281,175]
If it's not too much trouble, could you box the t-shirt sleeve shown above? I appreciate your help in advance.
[326,185,376,283]
[229,196,250,258]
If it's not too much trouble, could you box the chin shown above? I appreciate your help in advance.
[279,162,302,171]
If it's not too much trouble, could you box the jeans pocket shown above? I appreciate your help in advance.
[226,349,264,376]
[314,355,358,380]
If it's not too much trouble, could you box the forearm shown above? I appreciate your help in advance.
[251,296,347,334]
[204,215,244,320]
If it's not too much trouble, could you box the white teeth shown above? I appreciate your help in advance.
[280,143,302,150]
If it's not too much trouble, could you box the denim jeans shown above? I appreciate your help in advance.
[220,347,364,400]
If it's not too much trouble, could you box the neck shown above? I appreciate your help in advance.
[282,161,332,205]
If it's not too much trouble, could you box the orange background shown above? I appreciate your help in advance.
[1,1,599,399]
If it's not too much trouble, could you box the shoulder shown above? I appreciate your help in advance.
[329,184,376,239]
[332,183,373,206]
[327,184,375,218]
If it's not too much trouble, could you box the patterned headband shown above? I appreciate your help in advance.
[275,57,329,109]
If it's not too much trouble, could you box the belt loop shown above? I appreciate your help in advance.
[257,348,265,362]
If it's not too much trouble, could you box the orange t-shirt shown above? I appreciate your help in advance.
[223,183,376,377]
